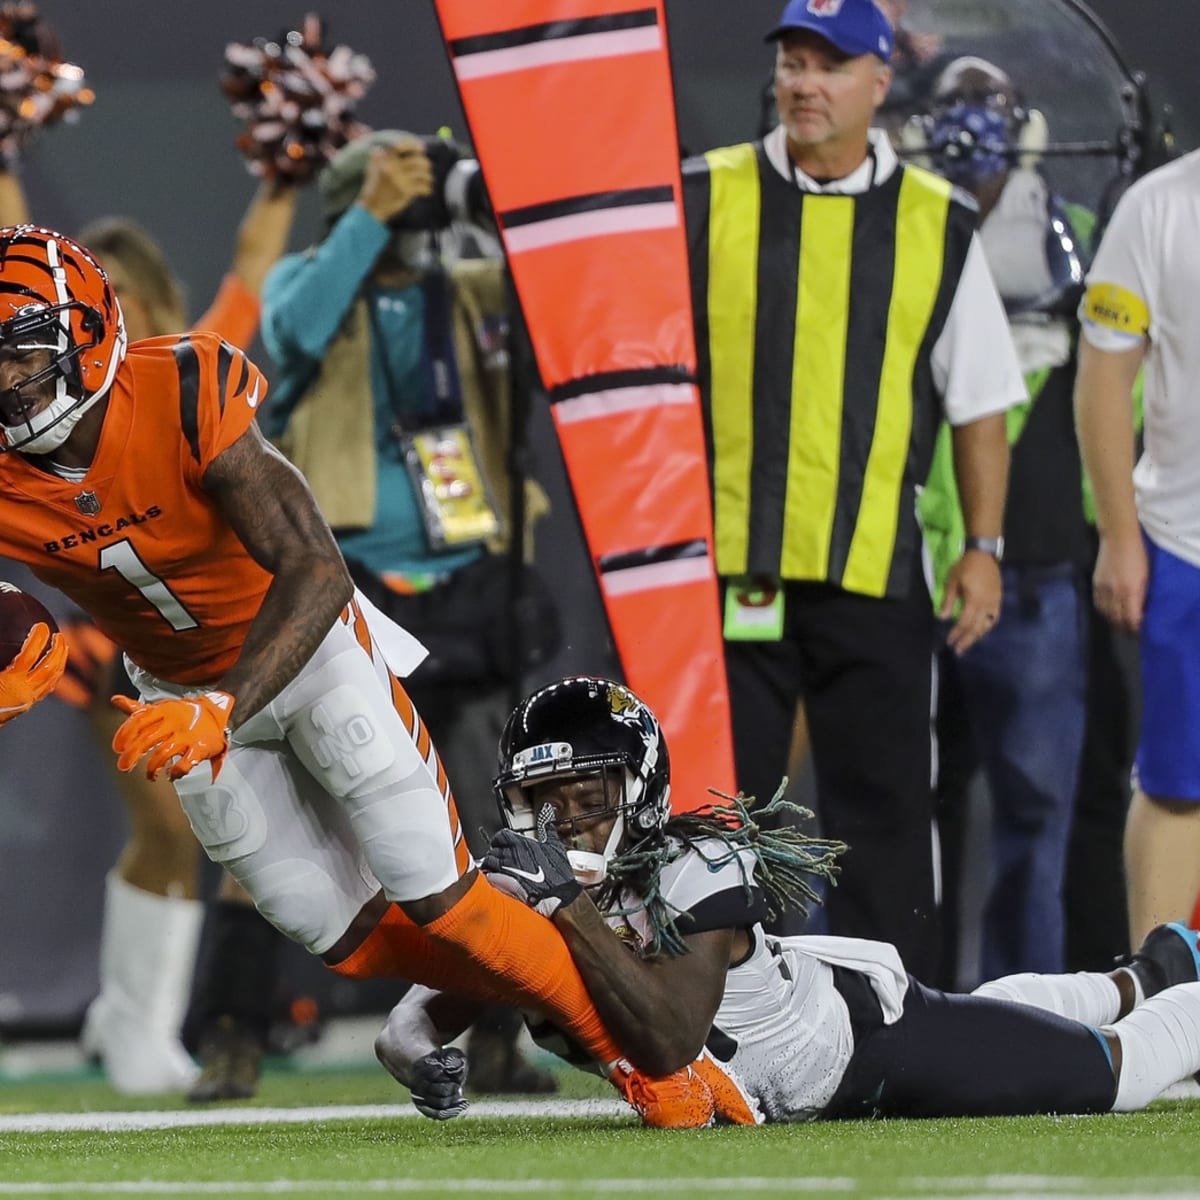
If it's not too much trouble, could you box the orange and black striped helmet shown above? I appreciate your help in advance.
[0,224,126,453]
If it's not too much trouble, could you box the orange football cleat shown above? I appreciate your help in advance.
[692,1048,764,1125]
[608,1058,715,1129]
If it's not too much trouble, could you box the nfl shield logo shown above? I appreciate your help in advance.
[808,0,845,14]
[74,490,101,516]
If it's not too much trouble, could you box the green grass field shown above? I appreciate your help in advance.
[1,1058,1199,1199]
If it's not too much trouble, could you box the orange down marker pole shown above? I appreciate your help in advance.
[433,0,735,809]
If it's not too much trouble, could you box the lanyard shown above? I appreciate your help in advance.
[367,268,465,439]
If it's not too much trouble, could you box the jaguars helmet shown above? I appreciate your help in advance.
[493,676,672,883]
[0,225,126,454]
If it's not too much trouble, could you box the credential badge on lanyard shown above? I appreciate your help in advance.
[401,424,501,550]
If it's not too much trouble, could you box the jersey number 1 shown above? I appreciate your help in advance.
[99,539,200,632]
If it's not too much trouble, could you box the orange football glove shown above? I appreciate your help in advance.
[111,689,235,781]
[0,623,68,727]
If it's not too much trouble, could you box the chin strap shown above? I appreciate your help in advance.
[567,813,626,888]
[15,383,101,454]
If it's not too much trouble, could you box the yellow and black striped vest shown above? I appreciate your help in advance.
[684,141,976,599]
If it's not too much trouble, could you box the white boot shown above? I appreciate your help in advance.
[80,873,203,1094]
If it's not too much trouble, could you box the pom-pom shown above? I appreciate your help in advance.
[0,3,94,168]
[221,13,375,185]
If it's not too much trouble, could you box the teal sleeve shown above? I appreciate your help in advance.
[923,200,1136,583]
[260,207,392,434]
[261,206,391,367]
[1061,201,1097,257]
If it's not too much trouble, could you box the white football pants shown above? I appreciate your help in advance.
[127,595,474,956]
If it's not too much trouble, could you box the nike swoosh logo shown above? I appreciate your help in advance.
[246,380,262,409]
[505,865,546,884]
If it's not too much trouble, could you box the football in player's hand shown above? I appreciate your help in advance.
[0,581,58,669]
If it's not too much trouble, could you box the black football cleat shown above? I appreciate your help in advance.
[1120,922,1200,1000]
[186,1015,264,1103]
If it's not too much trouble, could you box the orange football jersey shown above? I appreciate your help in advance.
[0,331,273,686]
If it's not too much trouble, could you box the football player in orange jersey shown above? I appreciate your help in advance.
[0,225,744,1129]
[67,202,299,1100]
[0,166,298,1094]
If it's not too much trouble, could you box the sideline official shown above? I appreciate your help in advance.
[683,0,1025,976]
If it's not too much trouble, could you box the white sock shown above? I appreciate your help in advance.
[1121,966,1147,1007]
[1109,981,1200,1112]
[972,971,1123,1026]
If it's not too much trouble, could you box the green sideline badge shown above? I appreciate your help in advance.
[723,577,784,641]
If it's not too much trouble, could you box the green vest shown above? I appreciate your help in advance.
[685,142,976,599]
[917,199,1145,611]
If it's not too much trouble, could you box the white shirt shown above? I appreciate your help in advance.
[1080,149,1200,565]
[763,125,1028,427]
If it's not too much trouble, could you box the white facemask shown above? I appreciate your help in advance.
[5,380,107,455]
[567,814,627,887]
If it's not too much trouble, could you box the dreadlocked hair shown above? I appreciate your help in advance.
[596,780,846,957]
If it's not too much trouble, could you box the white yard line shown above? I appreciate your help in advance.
[879,1195,1200,1200]
[3,1103,1199,1196]
[0,1098,630,1132]
[0,1182,1194,1198]
[0,1182,852,1196]
[913,1181,1199,1192]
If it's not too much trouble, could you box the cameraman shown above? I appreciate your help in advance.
[259,129,557,1094]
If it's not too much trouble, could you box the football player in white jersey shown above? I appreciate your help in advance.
[378,677,1200,1124]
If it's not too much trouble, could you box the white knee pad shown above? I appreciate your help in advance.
[173,759,269,864]
[173,750,380,956]
[297,683,404,799]
[352,784,463,902]
[242,858,368,952]
[281,655,468,902]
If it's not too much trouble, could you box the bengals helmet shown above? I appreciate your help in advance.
[493,676,672,883]
[0,225,127,454]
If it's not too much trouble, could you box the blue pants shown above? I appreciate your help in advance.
[954,565,1088,978]
[1137,535,1200,800]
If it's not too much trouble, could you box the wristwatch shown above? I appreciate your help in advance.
[964,535,1005,563]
